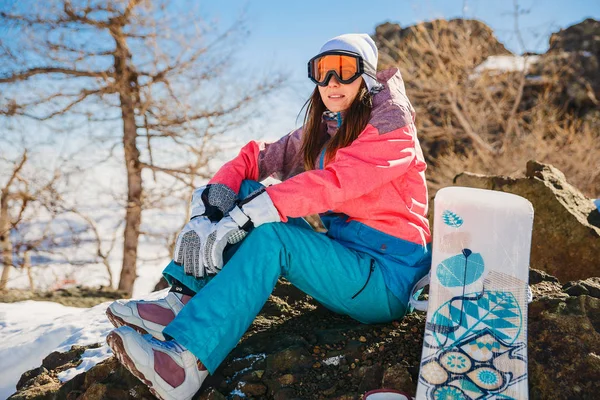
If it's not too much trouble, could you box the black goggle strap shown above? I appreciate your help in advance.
[360,59,377,80]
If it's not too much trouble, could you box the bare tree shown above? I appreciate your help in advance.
[0,152,27,290]
[0,0,283,295]
[0,147,67,290]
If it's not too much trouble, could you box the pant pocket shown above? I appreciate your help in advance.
[351,259,375,299]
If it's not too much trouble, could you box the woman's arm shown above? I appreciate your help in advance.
[208,128,304,193]
[265,122,424,221]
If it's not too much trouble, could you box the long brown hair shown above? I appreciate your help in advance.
[299,80,373,170]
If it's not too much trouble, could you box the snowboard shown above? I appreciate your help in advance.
[414,187,534,400]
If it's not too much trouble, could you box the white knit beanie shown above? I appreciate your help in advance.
[317,33,380,91]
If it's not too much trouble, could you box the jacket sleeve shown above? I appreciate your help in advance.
[208,128,304,193]
[265,123,423,220]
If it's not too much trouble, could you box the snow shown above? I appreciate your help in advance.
[472,55,540,77]
[226,354,266,384]
[0,289,170,399]
[322,355,344,366]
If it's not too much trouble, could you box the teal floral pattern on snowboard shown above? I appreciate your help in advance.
[442,210,464,228]
[436,250,484,288]
[420,329,527,400]
[430,290,522,345]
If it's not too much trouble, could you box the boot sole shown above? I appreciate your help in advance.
[106,307,151,336]
[107,330,167,400]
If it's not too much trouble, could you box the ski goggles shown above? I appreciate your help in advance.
[308,50,376,86]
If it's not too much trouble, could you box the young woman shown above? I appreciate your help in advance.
[106,33,431,400]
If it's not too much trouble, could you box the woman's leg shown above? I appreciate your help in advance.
[163,220,406,374]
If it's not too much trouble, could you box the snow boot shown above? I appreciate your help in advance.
[107,326,208,400]
[106,291,191,341]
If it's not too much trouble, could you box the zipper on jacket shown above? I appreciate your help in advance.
[352,259,375,299]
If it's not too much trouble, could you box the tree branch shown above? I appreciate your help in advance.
[0,67,111,83]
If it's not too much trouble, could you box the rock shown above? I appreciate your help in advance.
[197,388,227,400]
[357,364,384,394]
[381,365,416,395]
[55,357,153,400]
[42,345,87,371]
[0,287,126,308]
[322,383,337,396]
[563,277,600,298]
[272,387,298,400]
[8,373,60,400]
[549,18,600,54]
[454,161,600,282]
[375,19,510,71]
[271,279,315,306]
[332,395,357,400]
[532,49,599,109]
[253,370,264,379]
[529,268,560,285]
[529,269,567,300]
[16,367,47,391]
[240,382,267,397]
[81,357,123,390]
[266,347,313,373]
[77,383,107,400]
[529,295,600,399]
[278,374,295,386]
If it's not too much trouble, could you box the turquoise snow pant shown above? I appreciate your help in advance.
[162,180,406,374]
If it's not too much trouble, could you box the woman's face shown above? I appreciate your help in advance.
[318,75,363,112]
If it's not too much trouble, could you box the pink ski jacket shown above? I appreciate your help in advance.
[209,68,431,247]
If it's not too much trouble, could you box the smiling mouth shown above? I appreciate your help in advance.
[329,95,345,99]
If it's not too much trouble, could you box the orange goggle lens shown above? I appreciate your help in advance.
[312,54,360,83]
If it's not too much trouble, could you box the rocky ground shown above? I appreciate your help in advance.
[6,269,600,400]
[0,286,127,308]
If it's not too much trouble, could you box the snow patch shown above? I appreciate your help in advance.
[322,355,344,366]
[0,300,116,399]
[231,381,247,398]
[472,55,540,77]
[57,345,112,382]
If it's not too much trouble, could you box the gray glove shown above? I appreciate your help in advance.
[174,217,216,278]
[190,184,237,222]
[174,184,237,278]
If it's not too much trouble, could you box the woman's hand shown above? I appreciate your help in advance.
[173,217,217,278]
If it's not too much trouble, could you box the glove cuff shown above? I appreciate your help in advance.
[229,206,253,231]
[238,188,281,228]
